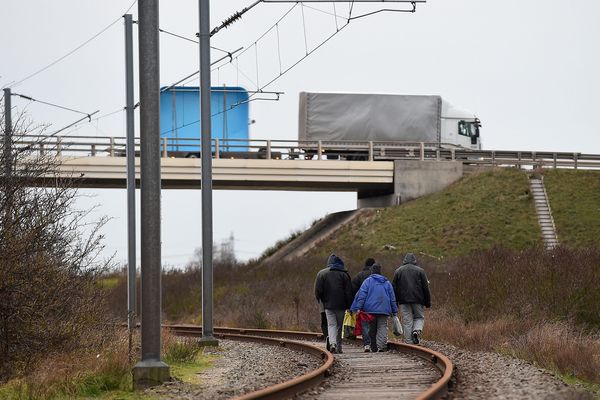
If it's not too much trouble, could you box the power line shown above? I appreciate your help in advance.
[8,0,137,88]
[61,107,128,136]
[47,111,101,138]
[157,26,241,55]
[12,93,95,118]
[158,93,280,136]
[162,47,244,92]
[211,1,423,114]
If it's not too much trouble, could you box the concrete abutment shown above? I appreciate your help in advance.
[358,160,463,208]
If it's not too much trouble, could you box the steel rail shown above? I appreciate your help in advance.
[166,325,453,400]
[167,325,333,400]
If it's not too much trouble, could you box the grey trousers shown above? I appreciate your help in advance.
[325,309,345,350]
[368,314,389,351]
[399,303,425,343]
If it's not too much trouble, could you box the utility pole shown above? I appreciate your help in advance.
[199,0,218,346]
[3,88,11,176]
[132,0,170,389]
[123,13,137,361]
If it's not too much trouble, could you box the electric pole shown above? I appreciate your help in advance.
[199,0,218,346]
[124,13,137,361]
[132,0,170,389]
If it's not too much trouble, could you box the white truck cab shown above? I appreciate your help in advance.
[441,100,482,150]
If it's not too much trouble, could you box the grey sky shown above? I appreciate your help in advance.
[2,0,599,264]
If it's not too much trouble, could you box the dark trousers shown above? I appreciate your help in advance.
[320,311,328,338]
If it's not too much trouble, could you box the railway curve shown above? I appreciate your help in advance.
[167,325,453,400]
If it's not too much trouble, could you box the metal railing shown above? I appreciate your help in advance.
[9,134,600,170]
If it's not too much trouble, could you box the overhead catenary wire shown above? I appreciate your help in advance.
[159,92,281,136]
[47,111,101,138]
[11,93,95,119]
[161,47,244,93]
[186,0,425,121]
[7,0,137,89]
[61,107,127,136]
[157,26,237,55]
[349,4,418,20]
[205,1,423,131]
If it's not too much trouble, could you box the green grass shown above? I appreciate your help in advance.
[163,335,220,384]
[97,277,120,290]
[169,355,218,384]
[559,374,600,398]
[313,168,542,260]
[0,377,154,400]
[544,169,600,248]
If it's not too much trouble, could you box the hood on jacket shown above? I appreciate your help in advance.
[327,254,346,271]
[369,274,388,283]
[403,253,417,265]
[363,257,375,270]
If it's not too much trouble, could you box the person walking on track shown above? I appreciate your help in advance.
[314,254,353,354]
[351,257,375,352]
[392,253,431,345]
[350,263,398,352]
[314,264,330,349]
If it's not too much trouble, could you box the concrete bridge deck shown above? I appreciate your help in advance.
[53,156,395,191]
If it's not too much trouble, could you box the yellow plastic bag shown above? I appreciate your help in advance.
[342,311,356,339]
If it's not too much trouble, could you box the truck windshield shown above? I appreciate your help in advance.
[458,120,479,137]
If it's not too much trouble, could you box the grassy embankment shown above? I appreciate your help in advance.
[312,168,543,260]
[544,169,600,248]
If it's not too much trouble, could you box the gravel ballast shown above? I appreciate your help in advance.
[424,341,594,399]
[145,337,594,399]
[145,339,322,399]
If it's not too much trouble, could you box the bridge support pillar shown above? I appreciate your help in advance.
[358,160,463,208]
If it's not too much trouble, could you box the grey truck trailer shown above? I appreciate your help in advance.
[298,92,481,159]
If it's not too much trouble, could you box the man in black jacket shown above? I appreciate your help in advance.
[351,257,375,352]
[314,254,352,354]
[392,253,431,345]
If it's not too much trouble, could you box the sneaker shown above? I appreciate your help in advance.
[330,344,337,354]
[377,347,388,352]
[412,330,420,345]
[337,348,343,354]
[364,345,371,352]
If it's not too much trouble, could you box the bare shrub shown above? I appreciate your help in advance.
[430,246,600,329]
[427,310,600,384]
[0,108,111,380]
[1,327,134,399]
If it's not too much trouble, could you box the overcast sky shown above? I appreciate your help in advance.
[2,0,599,265]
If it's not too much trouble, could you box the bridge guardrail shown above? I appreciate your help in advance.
[9,134,600,170]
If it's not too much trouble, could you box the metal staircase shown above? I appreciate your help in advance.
[529,176,559,250]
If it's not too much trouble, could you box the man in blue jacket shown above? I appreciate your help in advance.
[314,254,352,354]
[350,263,398,352]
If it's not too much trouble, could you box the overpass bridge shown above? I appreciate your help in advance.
[12,135,600,207]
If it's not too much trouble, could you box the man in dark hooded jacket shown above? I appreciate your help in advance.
[314,254,352,354]
[351,257,375,351]
[392,253,431,345]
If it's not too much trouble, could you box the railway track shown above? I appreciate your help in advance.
[167,325,453,400]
